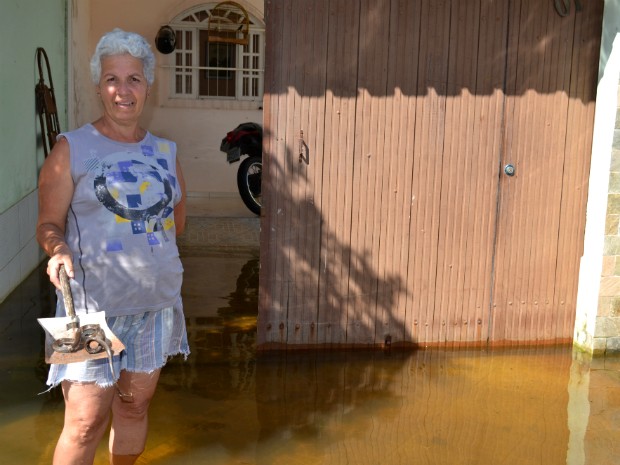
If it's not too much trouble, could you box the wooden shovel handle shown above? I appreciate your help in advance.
[59,265,76,319]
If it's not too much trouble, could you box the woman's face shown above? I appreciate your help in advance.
[97,53,149,125]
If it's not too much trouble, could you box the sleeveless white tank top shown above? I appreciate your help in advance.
[57,123,183,317]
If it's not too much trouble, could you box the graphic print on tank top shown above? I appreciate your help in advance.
[90,142,177,252]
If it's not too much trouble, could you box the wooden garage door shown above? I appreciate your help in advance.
[258,0,603,348]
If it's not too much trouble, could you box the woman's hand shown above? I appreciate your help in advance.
[46,246,74,290]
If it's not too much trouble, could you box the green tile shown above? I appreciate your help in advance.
[608,194,620,214]
[611,149,620,172]
[610,173,620,193]
[604,236,620,255]
[606,215,620,235]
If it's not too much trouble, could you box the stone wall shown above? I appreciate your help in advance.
[597,84,620,352]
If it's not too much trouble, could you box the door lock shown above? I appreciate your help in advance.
[504,164,515,176]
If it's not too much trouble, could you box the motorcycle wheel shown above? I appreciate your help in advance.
[237,155,262,216]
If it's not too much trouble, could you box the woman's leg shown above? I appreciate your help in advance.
[109,369,161,465]
[53,380,116,465]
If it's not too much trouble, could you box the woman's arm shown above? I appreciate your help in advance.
[36,137,75,289]
[174,157,187,236]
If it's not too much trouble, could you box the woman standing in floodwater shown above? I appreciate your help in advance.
[36,29,189,465]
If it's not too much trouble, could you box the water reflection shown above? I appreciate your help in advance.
[155,347,620,465]
[0,257,618,464]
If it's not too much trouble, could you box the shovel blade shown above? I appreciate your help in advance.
[38,312,125,364]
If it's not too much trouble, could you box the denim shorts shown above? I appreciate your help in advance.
[46,299,190,389]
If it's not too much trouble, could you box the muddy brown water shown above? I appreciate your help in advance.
[0,251,619,464]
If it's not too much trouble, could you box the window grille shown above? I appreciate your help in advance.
[168,4,264,101]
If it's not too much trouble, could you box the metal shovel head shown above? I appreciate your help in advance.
[38,312,126,364]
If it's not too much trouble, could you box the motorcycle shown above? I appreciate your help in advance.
[220,122,263,216]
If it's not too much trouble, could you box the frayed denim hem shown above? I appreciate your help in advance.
[40,348,190,395]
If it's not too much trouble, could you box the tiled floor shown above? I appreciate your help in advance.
[185,195,256,218]
[180,195,260,250]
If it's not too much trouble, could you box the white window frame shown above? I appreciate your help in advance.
[164,3,265,106]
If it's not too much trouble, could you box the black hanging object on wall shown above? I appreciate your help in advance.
[155,26,176,54]
[35,47,61,158]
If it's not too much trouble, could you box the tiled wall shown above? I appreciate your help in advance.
[0,190,45,303]
[597,84,620,353]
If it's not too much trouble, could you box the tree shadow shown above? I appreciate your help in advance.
[258,127,413,348]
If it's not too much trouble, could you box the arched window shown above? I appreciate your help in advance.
[168,3,264,102]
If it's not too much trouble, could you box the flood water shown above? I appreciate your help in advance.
[1,249,619,464]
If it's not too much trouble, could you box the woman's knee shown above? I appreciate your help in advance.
[112,370,160,420]
[112,396,152,422]
[61,381,114,444]
[63,408,111,445]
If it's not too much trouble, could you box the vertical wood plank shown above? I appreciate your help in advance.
[461,0,508,345]
[346,0,390,345]
[375,0,399,346]
[555,0,603,340]
[303,2,329,346]
[534,1,573,342]
[363,0,394,346]
[318,0,360,346]
[404,0,452,345]
[399,0,424,345]
[437,0,482,346]
[285,0,305,345]
[490,0,602,345]
[286,0,317,345]
[377,0,420,346]
[258,0,286,347]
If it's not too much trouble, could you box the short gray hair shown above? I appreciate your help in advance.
[90,28,155,85]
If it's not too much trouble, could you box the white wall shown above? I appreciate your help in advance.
[0,0,66,303]
[70,0,265,198]
[0,192,42,302]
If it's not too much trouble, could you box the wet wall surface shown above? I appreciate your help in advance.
[0,254,619,464]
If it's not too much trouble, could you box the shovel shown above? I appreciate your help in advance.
[38,265,133,402]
